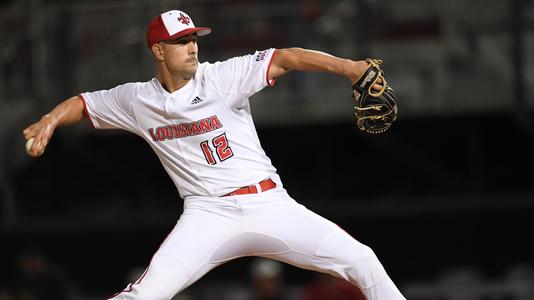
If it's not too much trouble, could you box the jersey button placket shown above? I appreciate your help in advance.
[164,96,173,115]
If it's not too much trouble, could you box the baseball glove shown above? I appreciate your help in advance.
[352,59,398,134]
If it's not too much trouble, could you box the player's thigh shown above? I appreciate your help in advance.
[111,201,243,299]
[255,200,387,287]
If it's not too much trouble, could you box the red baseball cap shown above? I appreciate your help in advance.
[146,10,211,48]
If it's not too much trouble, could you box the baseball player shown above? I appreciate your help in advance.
[23,10,406,300]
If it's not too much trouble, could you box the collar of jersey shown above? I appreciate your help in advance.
[152,77,194,98]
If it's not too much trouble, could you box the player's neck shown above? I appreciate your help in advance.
[156,72,190,93]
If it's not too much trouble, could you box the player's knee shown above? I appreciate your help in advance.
[348,244,379,271]
[344,244,387,288]
[354,244,377,265]
[316,229,388,288]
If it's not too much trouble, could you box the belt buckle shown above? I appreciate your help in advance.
[254,183,262,193]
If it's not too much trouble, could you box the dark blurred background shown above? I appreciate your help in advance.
[1,0,534,299]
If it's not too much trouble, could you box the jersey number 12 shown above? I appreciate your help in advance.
[200,133,234,165]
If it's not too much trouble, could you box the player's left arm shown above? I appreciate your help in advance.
[269,47,382,90]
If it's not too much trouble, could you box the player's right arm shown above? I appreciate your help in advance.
[22,96,85,157]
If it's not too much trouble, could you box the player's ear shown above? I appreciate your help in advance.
[152,43,165,61]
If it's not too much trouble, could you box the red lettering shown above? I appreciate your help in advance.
[148,128,157,141]
[199,119,211,133]
[172,125,181,138]
[178,124,188,137]
[191,123,201,135]
[210,116,222,129]
[148,115,224,142]
[156,127,166,141]
[164,125,174,140]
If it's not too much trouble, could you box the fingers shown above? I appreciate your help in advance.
[23,124,36,139]
[372,77,385,92]
[372,83,383,91]
[32,131,47,157]
[32,126,53,157]
[23,117,55,158]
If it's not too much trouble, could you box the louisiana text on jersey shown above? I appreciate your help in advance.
[148,115,222,141]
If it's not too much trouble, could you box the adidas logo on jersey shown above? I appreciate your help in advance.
[191,96,204,105]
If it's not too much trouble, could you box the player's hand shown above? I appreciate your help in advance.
[23,114,57,157]
[352,60,384,92]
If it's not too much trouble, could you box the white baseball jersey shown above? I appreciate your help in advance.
[81,48,282,198]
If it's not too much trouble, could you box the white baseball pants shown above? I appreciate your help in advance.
[108,188,406,300]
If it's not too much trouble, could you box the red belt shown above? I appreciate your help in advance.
[223,178,276,197]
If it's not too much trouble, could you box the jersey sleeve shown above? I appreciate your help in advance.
[80,83,138,133]
[206,48,277,108]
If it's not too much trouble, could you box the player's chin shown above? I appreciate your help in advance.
[183,66,198,80]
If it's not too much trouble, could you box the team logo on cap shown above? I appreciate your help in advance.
[177,13,191,25]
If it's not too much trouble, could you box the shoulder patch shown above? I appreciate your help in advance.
[255,50,267,62]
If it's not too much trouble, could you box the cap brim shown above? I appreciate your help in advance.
[165,27,212,41]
